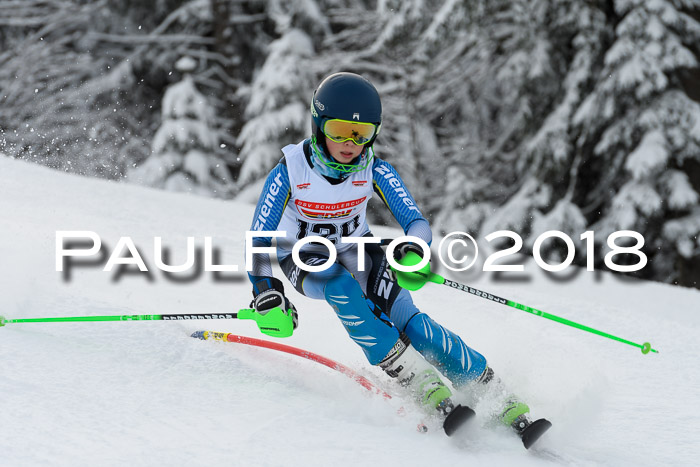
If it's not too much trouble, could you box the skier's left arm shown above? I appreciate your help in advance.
[371,158,432,247]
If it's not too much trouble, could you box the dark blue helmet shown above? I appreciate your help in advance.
[311,72,382,149]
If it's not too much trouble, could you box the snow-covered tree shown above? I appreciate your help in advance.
[3,0,699,287]
[486,1,610,259]
[129,56,232,197]
[236,29,314,184]
[570,0,700,283]
[235,0,329,185]
[0,1,138,177]
[0,0,229,179]
[427,0,700,284]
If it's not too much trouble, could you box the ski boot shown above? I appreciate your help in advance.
[476,367,551,449]
[379,337,474,436]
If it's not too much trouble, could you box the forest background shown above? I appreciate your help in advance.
[1,0,699,288]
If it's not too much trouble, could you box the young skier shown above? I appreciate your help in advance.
[246,72,549,445]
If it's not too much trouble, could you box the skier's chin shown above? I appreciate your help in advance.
[334,153,358,164]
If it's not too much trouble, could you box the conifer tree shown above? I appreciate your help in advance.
[129,56,232,197]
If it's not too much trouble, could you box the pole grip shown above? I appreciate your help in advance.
[237,307,294,338]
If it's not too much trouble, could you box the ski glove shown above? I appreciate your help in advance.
[389,242,431,291]
[393,242,427,264]
[251,277,298,329]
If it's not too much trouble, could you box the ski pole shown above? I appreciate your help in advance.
[388,248,658,355]
[0,307,295,338]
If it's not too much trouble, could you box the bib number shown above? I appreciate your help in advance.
[297,215,361,244]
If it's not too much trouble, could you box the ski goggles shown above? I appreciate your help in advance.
[322,119,379,145]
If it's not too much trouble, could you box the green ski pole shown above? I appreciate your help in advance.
[0,307,295,338]
[391,250,659,355]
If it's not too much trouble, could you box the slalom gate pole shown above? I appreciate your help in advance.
[0,307,295,338]
[191,331,392,399]
[381,239,658,355]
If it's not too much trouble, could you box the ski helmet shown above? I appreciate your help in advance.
[310,72,382,177]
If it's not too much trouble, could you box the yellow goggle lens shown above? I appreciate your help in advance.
[323,119,378,145]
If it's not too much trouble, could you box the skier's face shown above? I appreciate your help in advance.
[325,136,363,164]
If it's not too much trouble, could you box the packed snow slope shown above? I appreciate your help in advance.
[1,157,698,467]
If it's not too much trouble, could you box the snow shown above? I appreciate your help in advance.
[663,170,699,210]
[2,156,700,466]
[625,129,669,180]
[663,208,700,259]
[183,149,214,183]
[151,119,217,154]
[480,177,551,235]
[163,79,205,124]
[601,182,663,232]
[527,200,587,250]
[421,0,461,44]
[176,56,197,73]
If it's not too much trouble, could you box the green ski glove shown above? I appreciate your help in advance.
[390,243,432,291]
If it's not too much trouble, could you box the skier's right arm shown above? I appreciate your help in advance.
[246,160,297,327]
[247,160,291,284]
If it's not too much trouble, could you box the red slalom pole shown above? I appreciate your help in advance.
[191,331,392,399]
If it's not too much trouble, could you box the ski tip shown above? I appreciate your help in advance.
[443,404,476,437]
[190,330,208,340]
[521,418,552,449]
[0,315,5,327]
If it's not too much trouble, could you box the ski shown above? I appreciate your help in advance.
[516,417,553,449]
[443,404,476,436]
[435,407,552,449]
